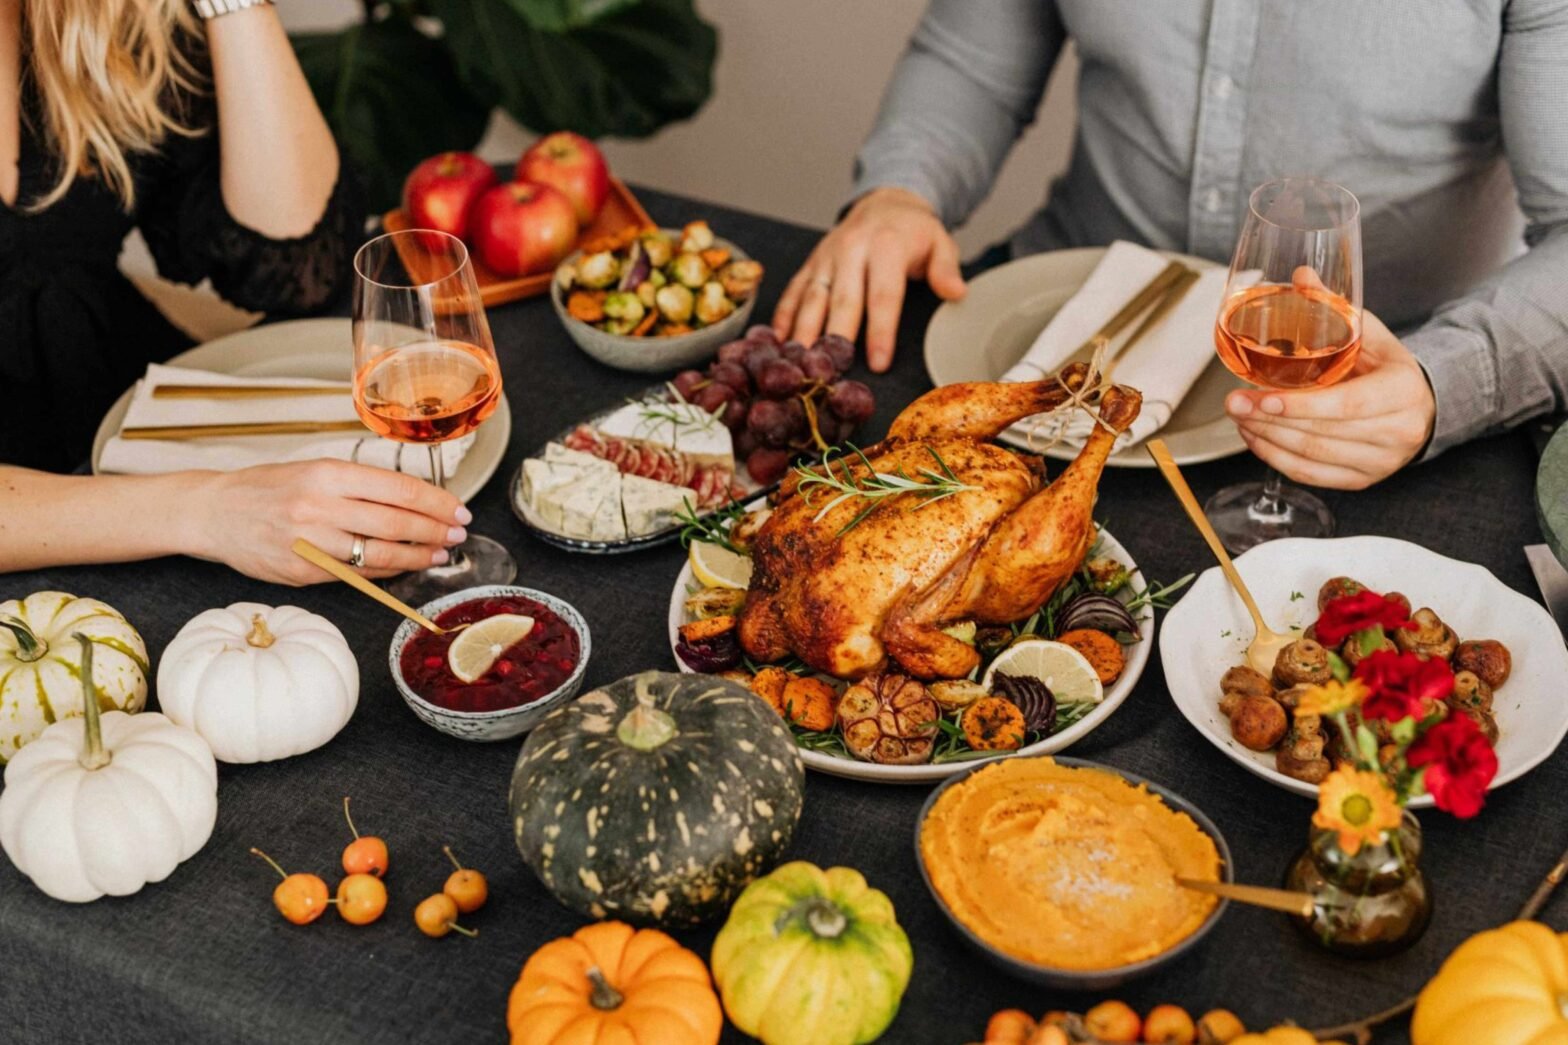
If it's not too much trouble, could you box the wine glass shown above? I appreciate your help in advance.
[352,229,516,601]
[1206,177,1363,553]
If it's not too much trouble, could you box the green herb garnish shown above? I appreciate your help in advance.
[794,445,976,536]
[677,497,747,553]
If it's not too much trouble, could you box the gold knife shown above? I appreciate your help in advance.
[119,420,367,440]
[151,384,351,399]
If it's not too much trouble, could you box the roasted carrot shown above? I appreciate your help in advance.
[658,322,694,337]
[567,290,606,323]
[699,247,731,271]
[781,677,838,731]
[1056,627,1126,684]
[963,696,1026,751]
[631,309,658,336]
[749,667,795,717]
[678,615,735,644]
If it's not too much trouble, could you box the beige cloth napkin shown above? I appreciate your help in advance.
[1001,240,1229,451]
[99,364,473,479]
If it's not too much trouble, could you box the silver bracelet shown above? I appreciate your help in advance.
[193,0,274,19]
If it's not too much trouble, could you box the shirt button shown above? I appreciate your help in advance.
[1204,189,1222,213]
[1212,74,1235,100]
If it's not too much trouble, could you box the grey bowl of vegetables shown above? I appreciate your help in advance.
[552,222,763,373]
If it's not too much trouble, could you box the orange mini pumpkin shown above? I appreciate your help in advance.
[507,921,722,1045]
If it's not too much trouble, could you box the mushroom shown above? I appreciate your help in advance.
[1220,665,1274,701]
[1228,695,1287,752]
[1342,629,1396,668]
[1276,719,1331,784]
[1394,608,1458,660]
[1454,639,1511,689]
[1449,670,1494,713]
[1317,576,1367,611]
[1272,638,1333,687]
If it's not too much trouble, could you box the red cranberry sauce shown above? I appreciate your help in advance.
[400,595,579,713]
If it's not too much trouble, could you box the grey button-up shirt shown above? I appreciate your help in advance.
[852,0,1568,458]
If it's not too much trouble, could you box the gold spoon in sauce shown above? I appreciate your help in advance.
[1146,440,1293,675]
[291,538,465,636]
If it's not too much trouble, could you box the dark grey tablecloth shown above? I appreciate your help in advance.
[0,189,1555,1045]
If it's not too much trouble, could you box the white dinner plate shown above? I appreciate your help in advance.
[924,247,1245,468]
[1160,536,1568,806]
[667,524,1153,784]
[91,318,511,505]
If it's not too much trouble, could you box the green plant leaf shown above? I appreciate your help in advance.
[292,16,491,212]
[1326,650,1350,683]
[508,0,639,32]
[431,0,717,140]
[1356,723,1380,767]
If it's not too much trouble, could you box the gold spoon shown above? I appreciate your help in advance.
[290,538,462,635]
[1146,439,1293,675]
[1175,877,1318,918]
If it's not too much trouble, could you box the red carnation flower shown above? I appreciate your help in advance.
[1315,590,1415,647]
[1353,650,1455,723]
[1407,714,1498,818]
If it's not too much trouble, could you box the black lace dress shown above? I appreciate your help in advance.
[0,75,364,471]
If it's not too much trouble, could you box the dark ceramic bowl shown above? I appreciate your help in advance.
[914,754,1232,991]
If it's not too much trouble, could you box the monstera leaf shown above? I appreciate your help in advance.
[293,16,490,211]
[428,0,716,140]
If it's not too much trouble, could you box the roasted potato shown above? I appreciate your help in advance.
[1450,670,1494,713]
[1272,638,1333,687]
[1220,665,1274,701]
[1454,639,1511,688]
[1228,695,1287,752]
[1317,576,1366,611]
[1394,607,1458,659]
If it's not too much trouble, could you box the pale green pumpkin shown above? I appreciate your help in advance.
[711,861,913,1045]
[0,592,149,762]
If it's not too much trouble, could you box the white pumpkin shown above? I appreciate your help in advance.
[0,635,217,902]
[156,603,358,764]
[0,591,148,762]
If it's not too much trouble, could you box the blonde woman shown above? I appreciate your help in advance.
[0,0,468,584]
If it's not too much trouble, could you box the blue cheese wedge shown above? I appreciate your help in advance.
[523,443,619,535]
[621,475,693,537]
[550,471,623,540]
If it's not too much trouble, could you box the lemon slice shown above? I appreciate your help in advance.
[982,638,1104,705]
[447,614,535,684]
[688,540,753,590]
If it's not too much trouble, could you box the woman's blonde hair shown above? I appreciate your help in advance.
[25,0,208,211]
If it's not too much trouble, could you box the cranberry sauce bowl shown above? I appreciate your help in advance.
[389,585,591,741]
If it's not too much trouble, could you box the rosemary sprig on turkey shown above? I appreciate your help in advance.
[794,446,978,535]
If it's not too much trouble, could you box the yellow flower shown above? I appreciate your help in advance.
[1294,678,1369,719]
[1313,765,1402,855]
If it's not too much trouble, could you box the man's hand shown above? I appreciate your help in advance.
[1225,309,1435,490]
[773,187,966,372]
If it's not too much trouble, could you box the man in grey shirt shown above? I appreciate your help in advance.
[775,0,1567,489]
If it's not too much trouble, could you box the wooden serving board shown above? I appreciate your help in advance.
[381,178,656,308]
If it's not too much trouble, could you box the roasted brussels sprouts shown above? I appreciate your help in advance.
[684,586,747,621]
[1454,639,1511,688]
[1220,665,1274,701]
[670,252,711,289]
[1272,638,1333,687]
[929,679,988,711]
[555,261,578,289]
[695,281,736,325]
[654,283,695,324]
[577,250,620,289]
[679,220,714,253]
[1450,670,1494,713]
[718,259,764,301]
[1317,576,1366,611]
[641,233,674,268]
[1085,555,1132,595]
[1393,607,1458,659]
[1228,694,1287,752]
[603,291,645,325]
[635,280,657,308]
[941,620,977,645]
[648,268,668,288]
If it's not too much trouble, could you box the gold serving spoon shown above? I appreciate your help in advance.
[1146,439,1293,675]
[1175,877,1319,918]
[290,538,463,636]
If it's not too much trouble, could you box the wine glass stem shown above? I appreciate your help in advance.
[1252,467,1287,520]
[427,443,469,570]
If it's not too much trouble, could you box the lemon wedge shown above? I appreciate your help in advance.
[982,638,1104,705]
[447,613,535,684]
[688,540,753,590]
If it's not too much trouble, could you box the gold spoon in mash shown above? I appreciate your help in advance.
[1146,439,1294,675]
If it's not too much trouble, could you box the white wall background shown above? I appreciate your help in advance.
[136,0,1080,338]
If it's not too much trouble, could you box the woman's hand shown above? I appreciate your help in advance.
[1225,309,1436,490]
[773,186,967,372]
[190,460,471,586]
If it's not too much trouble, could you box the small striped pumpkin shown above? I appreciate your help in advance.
[0,591,148,762]
[511,671,803,927]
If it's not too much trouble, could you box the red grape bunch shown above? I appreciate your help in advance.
[670,326,875,485]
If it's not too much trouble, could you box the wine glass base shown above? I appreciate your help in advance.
[386,534,517,605]
[1203,481,1335,555]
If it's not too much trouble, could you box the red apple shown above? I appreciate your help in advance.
[517,132,610,226]
[402,152,497,243]
[469,181,580,278]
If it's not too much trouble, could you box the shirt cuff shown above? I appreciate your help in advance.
[847,155,953,228]
[1403,324,1497,462]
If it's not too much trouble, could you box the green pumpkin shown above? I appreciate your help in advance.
[712,861,913,1045]
[510,670,803,927]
